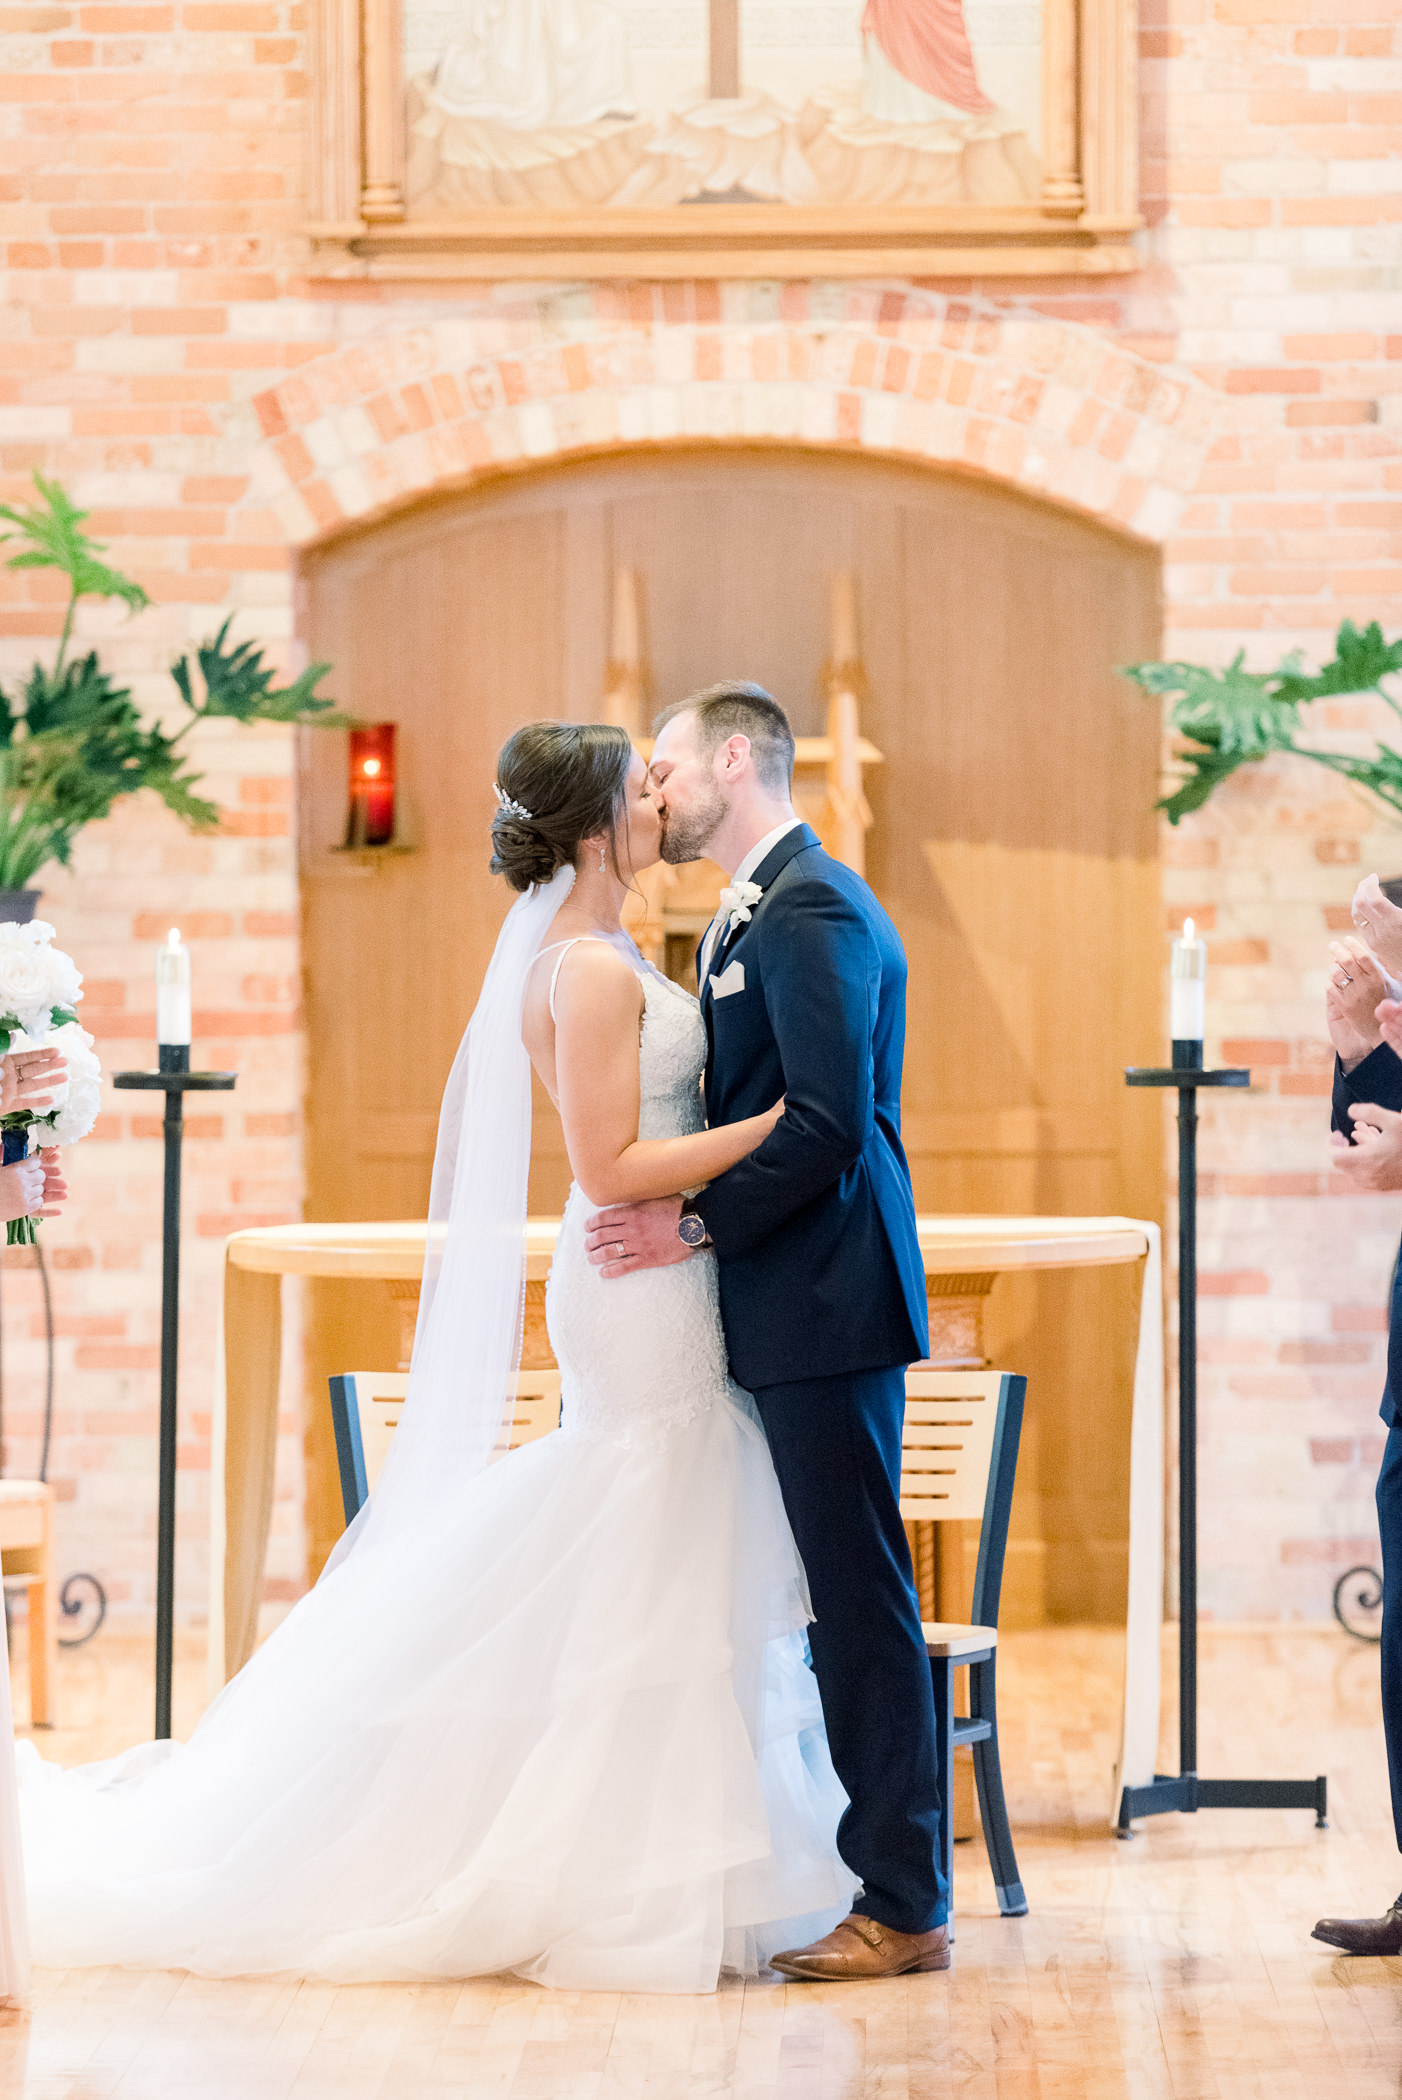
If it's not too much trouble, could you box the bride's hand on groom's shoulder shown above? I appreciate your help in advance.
[585,1196,689,1279]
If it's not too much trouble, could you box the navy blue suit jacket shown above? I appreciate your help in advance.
[1333,1041,1402,1428]
[691,825,929,1392]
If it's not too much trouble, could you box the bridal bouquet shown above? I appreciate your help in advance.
[0,920,96,1243]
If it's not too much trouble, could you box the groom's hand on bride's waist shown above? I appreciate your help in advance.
[585,1197,690,1279]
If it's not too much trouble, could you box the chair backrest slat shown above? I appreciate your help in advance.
[901,1369,1026,1629]
[328,1369,563,1524]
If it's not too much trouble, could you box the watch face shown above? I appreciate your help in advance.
[678,1213,707,1247]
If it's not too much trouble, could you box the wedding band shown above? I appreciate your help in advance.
[1341,973,1354,985]
[613,1243,625,1260]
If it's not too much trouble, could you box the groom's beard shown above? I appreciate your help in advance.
[659,784,728,865]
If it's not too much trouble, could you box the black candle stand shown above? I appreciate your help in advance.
[114,1046,236,1738]
[1116,1042,1328,1835]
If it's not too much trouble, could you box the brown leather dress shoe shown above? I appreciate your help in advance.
[1311,1898,1402,1955]
[769,1912,951,1981]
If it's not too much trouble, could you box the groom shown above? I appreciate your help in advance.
[584,681,949,1980]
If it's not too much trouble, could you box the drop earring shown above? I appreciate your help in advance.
[599,843,607,875]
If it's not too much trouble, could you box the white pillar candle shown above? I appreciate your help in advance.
[156,927,192,1046]
[1170,916,1207,1042]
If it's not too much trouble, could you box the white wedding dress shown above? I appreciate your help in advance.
[16,941,856,1991]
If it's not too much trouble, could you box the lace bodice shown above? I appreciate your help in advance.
[545,948,738,1446]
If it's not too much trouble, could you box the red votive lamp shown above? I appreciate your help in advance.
[346,723,396,846]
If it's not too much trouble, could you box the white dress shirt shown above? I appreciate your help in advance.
[698,817,803,986]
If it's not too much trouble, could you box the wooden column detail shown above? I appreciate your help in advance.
[385,1278,419,1369]
[1041,0,1084,216]
[360,0,405,223]
[709,0,740,98]
[825,573,873,879]
[521,1281,554,1370]
[307,0,364,238]
[602,568,645,737]
[924,1271,995,1371]
[1079,0,1138,221]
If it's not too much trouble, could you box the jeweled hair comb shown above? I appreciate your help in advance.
[492,783,534,822]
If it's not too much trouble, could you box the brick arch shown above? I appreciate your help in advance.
[247,288,1215,552]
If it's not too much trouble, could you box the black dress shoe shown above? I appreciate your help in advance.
[1311,1897,1402,1955]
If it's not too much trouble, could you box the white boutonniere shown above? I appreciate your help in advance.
[718,878,763,942]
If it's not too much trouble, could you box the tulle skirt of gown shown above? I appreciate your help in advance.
[16,1189,857,1991]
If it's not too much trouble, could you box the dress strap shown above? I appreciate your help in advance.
[532,936,608,1023]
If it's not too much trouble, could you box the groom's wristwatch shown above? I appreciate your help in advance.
[677,1200,712,1250]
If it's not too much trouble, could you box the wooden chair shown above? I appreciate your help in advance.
[328,1369,563,1524]
[901,1369,1027,1919]
[0,1480,55,1727]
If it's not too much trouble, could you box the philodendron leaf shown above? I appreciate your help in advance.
[171,616,348,727]
[1158,745,1259,826]
[1276,620,1402,704]
[0,473,149,614]
[1304,742,1402,821]
[1126,652,1299,759]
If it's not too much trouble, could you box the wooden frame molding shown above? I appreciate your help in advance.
[305,1,1140,278]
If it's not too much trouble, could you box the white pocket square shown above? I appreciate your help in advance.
[708,959,746,1000]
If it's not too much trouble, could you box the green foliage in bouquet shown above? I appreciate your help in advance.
[1125,619,1402,826]
[0,473,348,888]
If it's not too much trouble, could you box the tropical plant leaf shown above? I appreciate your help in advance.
[20,651,137,741]
[0,472,148,614]
[1157,746,1260,826]
[1302,743,1402,822]
[1125,651,1300,759]
[1276,620,1402,703]
[170,617,347,727]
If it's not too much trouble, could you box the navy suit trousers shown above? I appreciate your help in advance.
[1379,1422,1402,1854]
[749,1364,948,1933]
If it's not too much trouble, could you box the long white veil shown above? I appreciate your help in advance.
[331,864,575,1563]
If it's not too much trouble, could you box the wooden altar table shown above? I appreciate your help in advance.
[213,1214,1163,1822]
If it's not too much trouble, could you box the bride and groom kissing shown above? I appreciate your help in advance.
[17,682,950,1994]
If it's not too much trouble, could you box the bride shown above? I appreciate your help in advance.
[17,720,857,1992]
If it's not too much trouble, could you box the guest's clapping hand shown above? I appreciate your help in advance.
[1,1045,66,1116]
[1331,1103,1402,1191]
[1352,875,1402,979]
[1326,936,1390,1069]
[1377,997,1402,1064]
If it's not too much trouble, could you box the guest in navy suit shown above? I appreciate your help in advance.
[584,683,949,1982]
[1314,882,1402,1955]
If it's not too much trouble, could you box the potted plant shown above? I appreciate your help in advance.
[0,474,346,919]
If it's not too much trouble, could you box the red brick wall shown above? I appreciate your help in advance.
[1,0,1398,1622]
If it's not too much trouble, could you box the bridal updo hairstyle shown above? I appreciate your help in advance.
[489,721,634,893]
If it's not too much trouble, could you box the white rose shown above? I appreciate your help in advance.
[51,1081,101,1146]
[18,1020,102,1146]
[0,950,63,1037]
[0,919,54,948]
[0,932,82,1036]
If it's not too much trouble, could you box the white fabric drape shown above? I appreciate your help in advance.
[0,1611,30,2007]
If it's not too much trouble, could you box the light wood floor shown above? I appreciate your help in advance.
[3,1622,1399,2097]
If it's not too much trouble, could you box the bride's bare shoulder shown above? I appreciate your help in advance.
[523,934,641,1032]
[549,937,641,1015]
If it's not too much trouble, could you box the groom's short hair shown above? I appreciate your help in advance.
[654,682,796,793]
